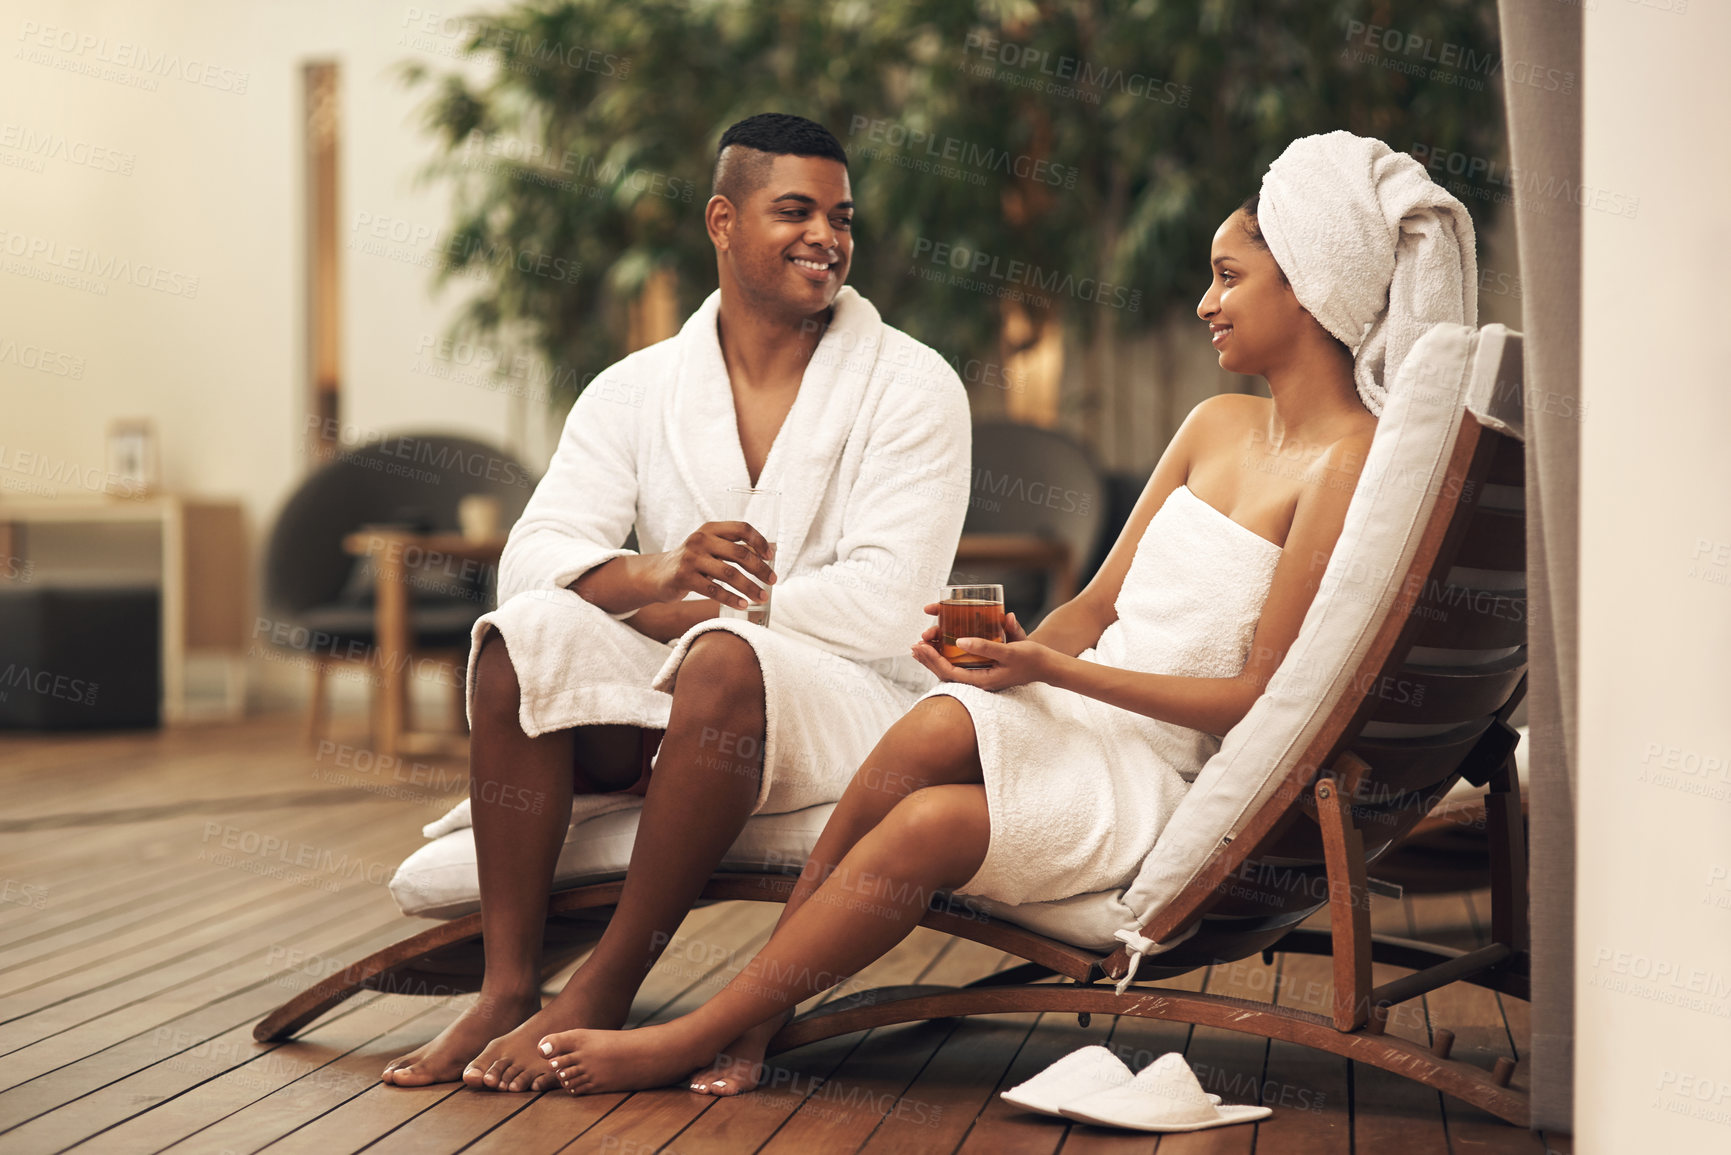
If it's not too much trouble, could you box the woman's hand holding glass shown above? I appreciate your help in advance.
[911,605,1053,691]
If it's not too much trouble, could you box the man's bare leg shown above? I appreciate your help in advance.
[542,781,992,1095]
[383,630,634,1086]
[462,630,769,1091]
[688,696,983,1095]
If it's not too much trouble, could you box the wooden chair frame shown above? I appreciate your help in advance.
[257,403,1533,1127]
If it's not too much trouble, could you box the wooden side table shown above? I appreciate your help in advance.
[340,530,506,758]
[0,496,249,722]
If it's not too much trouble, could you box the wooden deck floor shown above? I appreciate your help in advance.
[0,715,1571,1154]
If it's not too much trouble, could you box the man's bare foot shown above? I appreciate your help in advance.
[463,988,633,1092]
[382,991,540,1087]
[542,1019,717,1096]
[686,1008,793,1096]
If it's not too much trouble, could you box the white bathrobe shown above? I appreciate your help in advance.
[427,286,970,837]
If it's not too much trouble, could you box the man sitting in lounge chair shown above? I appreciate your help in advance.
[381,112,971,1090]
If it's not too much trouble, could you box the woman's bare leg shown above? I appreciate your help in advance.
[383,630,602,1086]
[688,696,983,1095]
[461,630,769,1091]
[541,780,992,1095]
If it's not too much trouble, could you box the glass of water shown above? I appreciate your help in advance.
[717,486,780,627]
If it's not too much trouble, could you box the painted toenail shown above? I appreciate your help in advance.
[539,1042,552,1055]
[713,1080,727,1088]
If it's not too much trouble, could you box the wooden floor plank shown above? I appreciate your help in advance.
[249,1002,471,1155]
[0,806,397,1002]
[65,992,439,1154]
[1404,892,1545,1154]
[275,900,774,1155]
[0,893,410,1127]
[746,929,974,1153]
[157,1000,480,1155]
[587,917,939,1155]
[953,1009,1101,1155]
[1350,893,1451,1154]
[1253,945,1354,1152]
[855,941,1031,1153]
[0,869,397,1071]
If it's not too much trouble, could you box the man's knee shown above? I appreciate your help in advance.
[471,633,521,728]
[676,631,763,708]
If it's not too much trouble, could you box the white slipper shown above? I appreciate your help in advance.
[1000,1046,1220,1119]
[1059,1052,1271,1132]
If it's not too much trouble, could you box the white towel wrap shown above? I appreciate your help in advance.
[1257,130,1477,416]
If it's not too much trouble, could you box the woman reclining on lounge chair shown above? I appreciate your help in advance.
[534,130,1478,1098]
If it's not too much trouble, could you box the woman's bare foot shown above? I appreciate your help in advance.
[463,987,633,1093]
[382,991,540,1087]
[686,1009,793,1096]
[542,1019,717,1096]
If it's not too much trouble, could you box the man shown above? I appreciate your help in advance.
[383,113,970,1091]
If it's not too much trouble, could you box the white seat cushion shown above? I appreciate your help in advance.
[391,803,837,920]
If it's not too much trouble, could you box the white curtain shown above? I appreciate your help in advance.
[1495,0,1579,1133]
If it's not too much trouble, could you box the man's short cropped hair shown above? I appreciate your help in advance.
[711,113,848,204]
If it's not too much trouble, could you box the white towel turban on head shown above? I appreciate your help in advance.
[1256,130,1477,416]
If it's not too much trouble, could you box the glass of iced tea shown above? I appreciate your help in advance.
[717,486,780,627]
[938,583,1005,669]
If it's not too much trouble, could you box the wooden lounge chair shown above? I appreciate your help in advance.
[255,323,1533,1126]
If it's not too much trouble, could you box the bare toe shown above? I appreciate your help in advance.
[383,992,540,1090]
[686,1010,789,1097]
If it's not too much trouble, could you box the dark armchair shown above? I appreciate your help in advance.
[262,433,532,743]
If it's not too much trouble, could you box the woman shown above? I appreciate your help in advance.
[530,131,1476,1097]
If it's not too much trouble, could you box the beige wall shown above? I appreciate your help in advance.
[1578,0,1731,1149]
[0,0,551,709]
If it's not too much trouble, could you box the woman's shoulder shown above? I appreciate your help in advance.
[1174,392,1271,453]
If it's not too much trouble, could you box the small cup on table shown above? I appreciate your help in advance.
[937,583,1006,669]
